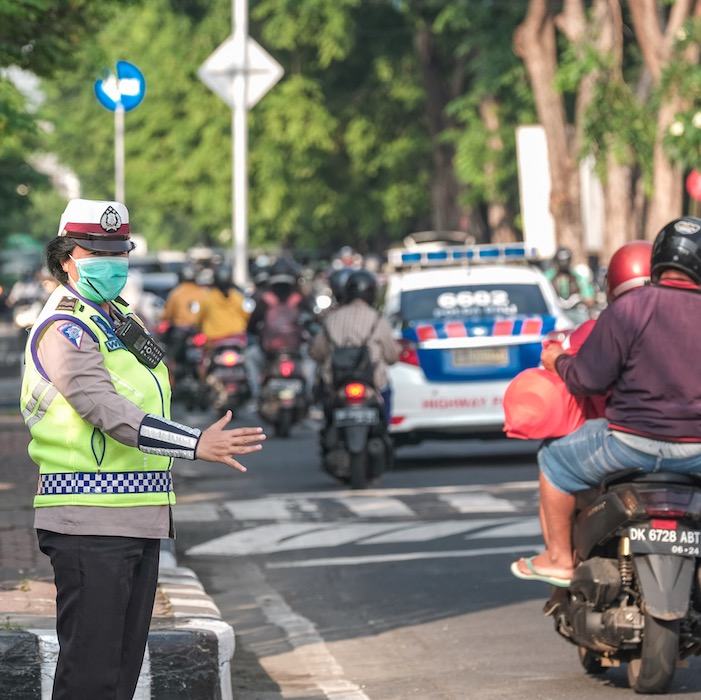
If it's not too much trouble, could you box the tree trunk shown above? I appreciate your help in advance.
[413,24,465,232]
[479,96,517,242]
[514,0,585,262]
[628,0,698,239]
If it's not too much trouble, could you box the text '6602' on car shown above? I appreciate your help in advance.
[382,232,573,447]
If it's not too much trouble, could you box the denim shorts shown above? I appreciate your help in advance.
[539,418,701,494]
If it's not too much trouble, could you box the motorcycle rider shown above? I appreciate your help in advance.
[246,258,316,400]
[310,268,399,422]
[160,263,207,377]
[544,246,596,308]
[196,263,250,342]
[512,218,701,587]
[504,240,653,442]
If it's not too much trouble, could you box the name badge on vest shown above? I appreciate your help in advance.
[91,315,125,352]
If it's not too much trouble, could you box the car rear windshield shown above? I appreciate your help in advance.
[399,283,549,321]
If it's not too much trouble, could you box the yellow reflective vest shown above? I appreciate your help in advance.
[21,285,175,508]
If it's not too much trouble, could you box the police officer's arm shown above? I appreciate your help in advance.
[37,321,265,471]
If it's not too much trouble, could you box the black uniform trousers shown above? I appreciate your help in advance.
[37,530,160,700]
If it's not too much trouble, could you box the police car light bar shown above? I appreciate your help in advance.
[387,243,538,270]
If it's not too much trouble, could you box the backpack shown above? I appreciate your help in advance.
[324,314,380,387]
[260,291,303,354]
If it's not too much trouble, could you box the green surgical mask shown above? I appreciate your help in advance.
[70,255,129,302]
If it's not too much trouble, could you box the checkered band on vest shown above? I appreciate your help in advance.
[38,471,172,495]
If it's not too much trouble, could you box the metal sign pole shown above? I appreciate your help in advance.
[232,0,249,289]
[115,104,125,203]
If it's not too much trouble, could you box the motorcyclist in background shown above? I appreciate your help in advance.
[245,258,317,401]
[196,263,250,343]
[545,246,596,310]
[160,263,208,377]
[310,268,399,423]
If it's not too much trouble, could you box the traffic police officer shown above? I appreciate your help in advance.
[20,199,266,700]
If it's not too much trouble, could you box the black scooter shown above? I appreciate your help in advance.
[319,377,393,489]
[258,352,308,438]
[551,469,701,694]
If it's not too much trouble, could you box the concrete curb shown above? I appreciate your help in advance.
[0,543,234,699]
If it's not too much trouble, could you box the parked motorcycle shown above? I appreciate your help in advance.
[319,378,393,489]
[549,469,701,694]
[201,333,250,416]
[258,352,308,438]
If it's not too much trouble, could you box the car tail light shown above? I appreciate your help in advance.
[193,333,207,347]
[399,339,420,366]
[345,382,366,404]
[390,415,405,425]
[279,360,295,377]
[219,350,239,366]
[156,321,170,335]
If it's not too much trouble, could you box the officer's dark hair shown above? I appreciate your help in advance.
[46,237,77,284]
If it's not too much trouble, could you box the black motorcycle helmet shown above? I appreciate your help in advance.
[214,263,233,291]
[328,267,353,305]
[345,269,377,305]
[268,259,298,287]
[651,216,701,284]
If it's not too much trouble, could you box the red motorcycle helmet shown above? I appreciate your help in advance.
[605,240,652,301]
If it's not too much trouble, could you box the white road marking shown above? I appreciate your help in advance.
[437,492,517,513]
[241,563,371,700]
[224,497,297,521]
[267,544,542,569]
[185,517,541,556]
[336,495,415,518]
[172,503,221,522]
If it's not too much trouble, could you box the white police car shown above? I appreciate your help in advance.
[383,236,574,446]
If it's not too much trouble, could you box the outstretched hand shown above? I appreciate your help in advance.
[195,411,266,472]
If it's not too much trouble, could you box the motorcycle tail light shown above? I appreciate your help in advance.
[279,360,295,377]
[345,382,366,404]
[193,333,207,347]
[650,519,678,529]
[219,350,239,366]
[399,339,420,366]
[637,488,695,519]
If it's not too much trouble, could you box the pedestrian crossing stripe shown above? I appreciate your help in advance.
[185,516,542,556]
[174,483,532,525]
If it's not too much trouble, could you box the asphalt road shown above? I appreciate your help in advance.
[170,406,701,700]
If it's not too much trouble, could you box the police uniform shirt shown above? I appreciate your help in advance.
[32,319,170,538]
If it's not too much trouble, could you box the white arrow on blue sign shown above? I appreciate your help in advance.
[94,60,146,112]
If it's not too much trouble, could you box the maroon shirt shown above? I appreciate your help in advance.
[555,281,701,441]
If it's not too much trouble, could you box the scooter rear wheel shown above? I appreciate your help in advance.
[627,614,679,694]
[275,410,292,438]
[350,452,368,490]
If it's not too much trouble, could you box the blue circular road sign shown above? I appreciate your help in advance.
[94,60,146,112]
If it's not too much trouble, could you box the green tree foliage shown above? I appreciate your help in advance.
[440,1,537,210]
[0,0,132,241]
[39,0,435,254]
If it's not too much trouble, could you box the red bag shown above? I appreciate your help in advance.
[503,368,589,440]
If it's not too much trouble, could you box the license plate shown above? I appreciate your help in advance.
[266,378,304,393]
[333,407,380,427]
[628,524,701,556]
[452,346,509,367]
